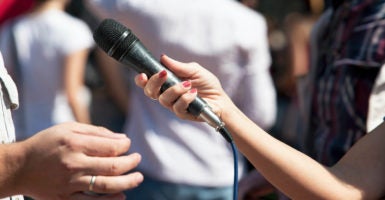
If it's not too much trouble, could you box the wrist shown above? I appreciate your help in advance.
[219,94,254,141]
[220,95,243,125]
[0,141,28,197]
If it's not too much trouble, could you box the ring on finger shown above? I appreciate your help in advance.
[89,175,97,192]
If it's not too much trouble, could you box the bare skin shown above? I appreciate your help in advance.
[0,122,143,200]
[135,55,385,200]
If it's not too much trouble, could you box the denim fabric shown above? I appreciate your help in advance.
[124,175,233,200]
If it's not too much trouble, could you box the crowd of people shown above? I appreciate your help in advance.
[0,0,384,199]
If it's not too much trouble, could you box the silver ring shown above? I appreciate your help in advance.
[89,175,97,192]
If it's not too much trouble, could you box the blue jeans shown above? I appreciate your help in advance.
[124,175,233,200]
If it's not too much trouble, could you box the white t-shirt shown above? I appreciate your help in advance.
[89,0,276,186]
[0,9,94,140]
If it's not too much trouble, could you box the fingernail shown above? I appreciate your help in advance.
[136,173,144,183]
[159,70,167,78]
[138,73,145,81]
[190,88,197,93]
[182,81,191,88]
[135,153,142,161]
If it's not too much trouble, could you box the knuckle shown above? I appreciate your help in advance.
[61,160,78,175]
[108,160,120,174]
[144,88,152,97]
[98,180,109,192]
[62,137,81,152]
[159,100,172,110]
[179,93,190,101]
[110,144,121,155]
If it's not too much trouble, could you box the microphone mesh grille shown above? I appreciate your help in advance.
[93,18,133,53]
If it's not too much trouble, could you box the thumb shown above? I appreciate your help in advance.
[160,54,199,78]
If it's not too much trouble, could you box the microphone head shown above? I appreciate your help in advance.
[93,18,138,60]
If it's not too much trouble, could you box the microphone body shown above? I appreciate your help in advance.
[93,19,232,142]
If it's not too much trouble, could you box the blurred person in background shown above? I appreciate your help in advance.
[242,0,385,198]
[237,0,385,199]
[0,0,94,141]
[88,0,277,199]
[65,0,128,133]
[236,0,324,199]
[299,0,385,166]
[0,50,143,200]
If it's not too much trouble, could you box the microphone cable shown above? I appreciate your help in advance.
[218,127,239,200]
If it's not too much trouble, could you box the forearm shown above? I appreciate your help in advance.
[68,94,91,123]
[64,49,92,123]
[0,142,27,197]
[70,102,91,124]
[221,98,361,199]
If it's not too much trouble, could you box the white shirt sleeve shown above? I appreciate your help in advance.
[234,14,276,130]
[59,19,94,55]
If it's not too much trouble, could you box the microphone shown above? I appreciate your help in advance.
[93,19,232,143]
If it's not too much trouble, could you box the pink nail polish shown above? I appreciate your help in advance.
[182,81,191,88]
[190,88,197,93]
[139,74,145,81]
[159,70,167,78]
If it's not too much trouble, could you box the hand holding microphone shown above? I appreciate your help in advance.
[134,54,229,121]
[93,19,233,142]
[93,19,239,200]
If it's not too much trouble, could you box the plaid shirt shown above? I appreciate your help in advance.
[304,0,385,166]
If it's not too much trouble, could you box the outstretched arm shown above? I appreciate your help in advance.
[135,55,385,199]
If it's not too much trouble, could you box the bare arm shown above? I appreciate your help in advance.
[331,122,385,199]
[222,102,366,199]
[64,48,91,123]
[135,55,385,199]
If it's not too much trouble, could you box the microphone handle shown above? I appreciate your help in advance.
[118,41,232,142]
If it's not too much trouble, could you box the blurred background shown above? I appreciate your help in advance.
[0,0,324,199]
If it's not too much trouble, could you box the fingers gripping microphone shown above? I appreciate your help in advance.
[93,19,233,143]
